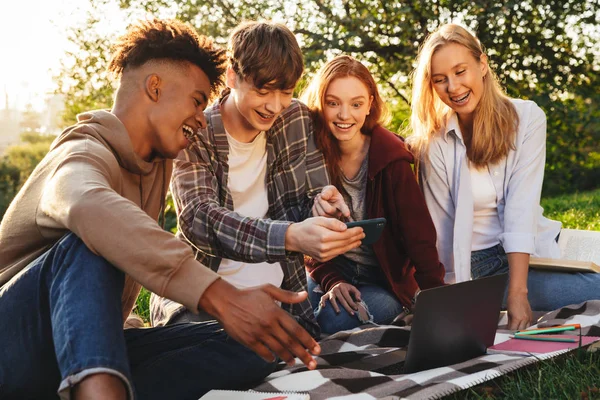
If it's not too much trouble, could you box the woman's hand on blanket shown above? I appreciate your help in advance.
[312,185,351,219]
[199,279,321,370]
[505,253,533,330]
[320,282,362,315]
[506,291,533,330]
[285,217,364,262]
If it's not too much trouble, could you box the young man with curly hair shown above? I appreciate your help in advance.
[150,21,363,336]
[0,19,321,400]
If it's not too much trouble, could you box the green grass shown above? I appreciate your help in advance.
[133,285,151,324]
[446,349,600,399]
[541,188,600,230]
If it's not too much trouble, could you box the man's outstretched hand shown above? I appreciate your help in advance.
[198,279,321,369]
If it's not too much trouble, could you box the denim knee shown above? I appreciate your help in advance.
[315,304,361,334]
[56,232,124,279]
[526,270,600,311]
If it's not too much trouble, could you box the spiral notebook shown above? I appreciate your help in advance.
[199,390,309,399]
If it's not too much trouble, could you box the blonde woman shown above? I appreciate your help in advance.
[408,24,600,330]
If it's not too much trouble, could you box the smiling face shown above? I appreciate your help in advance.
[226,68,294,137]
[323,76,373,145]
[148,62,211,159]
[430,42,488,125]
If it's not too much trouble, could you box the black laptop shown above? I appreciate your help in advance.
[375,273,508,374]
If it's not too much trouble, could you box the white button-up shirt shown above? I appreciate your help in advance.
[420,99,561,283]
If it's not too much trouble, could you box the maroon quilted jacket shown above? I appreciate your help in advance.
[307,125,445,308]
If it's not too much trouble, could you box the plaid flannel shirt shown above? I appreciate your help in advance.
[150,98,327,337]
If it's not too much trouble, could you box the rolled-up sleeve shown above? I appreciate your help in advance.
[499,103,547,254]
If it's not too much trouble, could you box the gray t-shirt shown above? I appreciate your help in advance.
[341,155,379,267]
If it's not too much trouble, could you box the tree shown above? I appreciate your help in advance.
[111,0,598,98]
[55,0,600,194]
[0,132,57,219]
[54,5,116,126]
[0,160,20,220]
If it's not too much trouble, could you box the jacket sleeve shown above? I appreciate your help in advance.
[38,143,219,314]
[499,102,547,254]
[171,138,291,263]
[300,115,330,220]
[305,256,347,293]
[419,140,457,282]
[392,159,445,289]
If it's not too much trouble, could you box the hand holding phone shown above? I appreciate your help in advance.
[345,217,386,245]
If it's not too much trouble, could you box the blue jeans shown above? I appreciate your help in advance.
[0,233,276,400]
[307,256,403,334]
[471,243,600,311]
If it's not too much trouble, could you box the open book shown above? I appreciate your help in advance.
[530,229,600,273]
[199,390,309,400]
[488,334,600,356]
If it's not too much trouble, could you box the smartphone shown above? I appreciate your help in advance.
[345,217,386,245]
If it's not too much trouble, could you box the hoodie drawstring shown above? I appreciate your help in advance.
[159,161,166,229]
[138,174,143,211]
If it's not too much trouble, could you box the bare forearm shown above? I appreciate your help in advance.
[507,252,530,296]
[506,252,533,330]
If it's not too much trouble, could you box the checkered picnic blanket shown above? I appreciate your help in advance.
[253,301,600,399]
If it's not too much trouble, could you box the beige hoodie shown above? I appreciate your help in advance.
[0,110,219,320]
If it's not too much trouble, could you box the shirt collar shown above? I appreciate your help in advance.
[443,112,465,144]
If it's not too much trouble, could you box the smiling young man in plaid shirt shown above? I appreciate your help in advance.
[150,21,364,337]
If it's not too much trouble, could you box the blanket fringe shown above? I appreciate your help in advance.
[428,349,573,399]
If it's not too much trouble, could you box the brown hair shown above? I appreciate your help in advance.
[228,21,304,89]
[301,55,389,191]
[108,18,227,100]
[407,24,518,169]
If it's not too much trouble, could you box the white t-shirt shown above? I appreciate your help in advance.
[217,131,284,288]
[469,163,502,251]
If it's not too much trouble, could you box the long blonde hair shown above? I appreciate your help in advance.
[407,24,518,168]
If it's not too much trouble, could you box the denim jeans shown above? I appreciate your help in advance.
[0,233,276,400]
[471,243,600,311]
[307,256,403,334]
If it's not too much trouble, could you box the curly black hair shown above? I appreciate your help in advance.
[108,18,227,99]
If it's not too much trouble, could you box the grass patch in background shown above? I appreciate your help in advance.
[541,188,600,230]
[134,285,151,323]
